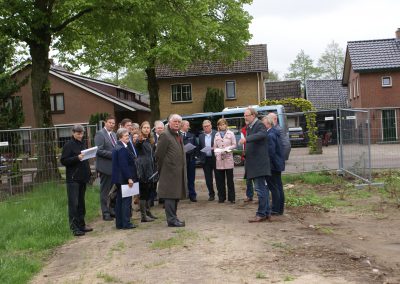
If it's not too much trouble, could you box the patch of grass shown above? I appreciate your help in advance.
[96,271,121,283]
[143,260,167,269]
[271,242,291,250]
[315,225,334,234]
[0,183,99,284]
[283,172,333,185]
[150,229,198,249]
[284,275,295,281]
[256,272,267,279]
[110,241,125,252]
[286,188,339,209]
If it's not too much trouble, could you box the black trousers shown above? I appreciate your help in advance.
[66,182,86,232]
[202,156,216,198]
[164,199,179,224]
[115,184,133,229]
[215,168,235,202]
[139,182,154,201]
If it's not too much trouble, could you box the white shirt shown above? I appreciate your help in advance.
[205,132,212,156]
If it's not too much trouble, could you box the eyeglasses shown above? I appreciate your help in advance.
[244,114,253,117]
[203,125,211,127]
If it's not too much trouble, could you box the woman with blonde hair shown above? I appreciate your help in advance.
[214,118,237,203]
[134,121,158,222]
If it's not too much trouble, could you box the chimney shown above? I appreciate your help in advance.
[396,28,400,39]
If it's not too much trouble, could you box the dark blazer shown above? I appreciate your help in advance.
[198,130,217,164]
[267,127,285,172]
[94,128,117,175]
[182,131,197,162]
[275,124,291,161]
[60,137,91,183]
[245,119,271,179]
[155,127,187,200]
[111,141,137,185]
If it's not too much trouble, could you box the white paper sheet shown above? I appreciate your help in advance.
[184,143,196,153]
[121,182,140,198]
[200,146,212,153]
[214,147,232,153]
[81,146,98,161]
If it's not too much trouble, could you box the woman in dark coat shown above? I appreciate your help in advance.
[112,128,138,230]
[134,121,158,222]
[60,124,92,236]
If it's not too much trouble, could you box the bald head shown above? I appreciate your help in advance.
[267,112,278,126]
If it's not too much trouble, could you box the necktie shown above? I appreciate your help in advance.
[110,133,116,146]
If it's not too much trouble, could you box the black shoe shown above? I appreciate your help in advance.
[208,196,215,201]
[168,220,185,227]
[122,224,136,230]
[73,230,85,236]
[80,226,93,232]
[190,197,197,202]
[103,214,113,221]
[229,201,236,204]
[218,200,225,203]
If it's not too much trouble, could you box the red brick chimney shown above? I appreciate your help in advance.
[396,28,400,39]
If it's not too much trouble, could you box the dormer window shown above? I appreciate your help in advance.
[382,76,392,87]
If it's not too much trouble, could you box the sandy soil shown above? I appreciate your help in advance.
[31,179,400,284]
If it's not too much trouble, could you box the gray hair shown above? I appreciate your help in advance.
[168,114,182,123]
[154,120,164,128]
[116,128,129,139]
[72,124,85,133]
[262,115,274,127]
[132,123,139,129]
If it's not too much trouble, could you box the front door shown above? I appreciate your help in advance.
[382,109,397,142]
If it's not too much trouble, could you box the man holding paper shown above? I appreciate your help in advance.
[60,125,92,237]
[180,120,198,202]
[111,128,138,230]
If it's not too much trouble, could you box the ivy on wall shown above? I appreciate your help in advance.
[260,98,320,154]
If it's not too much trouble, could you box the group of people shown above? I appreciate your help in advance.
[60,107,290,236]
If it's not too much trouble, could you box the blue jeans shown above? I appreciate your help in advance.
[187,159,196,199]
[266,175,279,214]
[251,176,270,217]
[246,179,254,199]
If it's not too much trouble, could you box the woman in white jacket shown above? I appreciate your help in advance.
[214,118,237,203]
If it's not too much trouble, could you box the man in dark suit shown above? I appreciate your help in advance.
[239,108,272,223]
[268,112,291,161]
[198,119,217,201]
[95,115,117,221]
[181,120,198,202]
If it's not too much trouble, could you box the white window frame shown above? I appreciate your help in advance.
[225,80,236,100]
[356,77,360,97]
[50,93,65,113]
[382,76,392,87]
[349,81,352,100]
[171,83,192,103]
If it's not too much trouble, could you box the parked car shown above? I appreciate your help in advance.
[288,127,307,147]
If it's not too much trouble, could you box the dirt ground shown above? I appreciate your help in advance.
[31,178,400,284]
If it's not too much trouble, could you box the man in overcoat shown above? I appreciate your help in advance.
[239,108,272,222]
[95,115,117,221]
[155,114,187,227]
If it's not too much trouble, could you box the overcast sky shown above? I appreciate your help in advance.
[244,0,400,78]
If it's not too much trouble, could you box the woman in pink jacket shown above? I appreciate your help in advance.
[214,118,237,203]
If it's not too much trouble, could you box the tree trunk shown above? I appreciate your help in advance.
[145,66,160,124]
[29,32,61,182]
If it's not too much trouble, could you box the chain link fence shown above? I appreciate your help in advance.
[0,125,97,199]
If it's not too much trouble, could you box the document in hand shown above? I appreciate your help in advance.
[200,146,212,153]
[214,147,232,153]
[121,182,139,198]
[81,146,98,161]
[184,143,196,153]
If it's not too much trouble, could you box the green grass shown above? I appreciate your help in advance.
[0,183,100,284]
[150,229,198,249]
[96,271,121,283]
[282,172,333,185]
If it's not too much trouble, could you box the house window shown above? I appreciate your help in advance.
[171,84,192,102]
[382,76,392,87]
[356,77,360,97]
[226,81,236,99]
[50,93,64,113]
[349,81,352,100]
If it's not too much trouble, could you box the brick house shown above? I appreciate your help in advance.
[342,29,400,142]
[12,64,150,129]
[155,44,268,119]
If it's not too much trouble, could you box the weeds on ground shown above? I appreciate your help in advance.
[0,183,99,284]
[255,272,267,279]
[150,229,198,249]
[382,170,400,207]
[283,172,333,185]
[96,271,121,283]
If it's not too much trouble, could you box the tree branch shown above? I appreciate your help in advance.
[51,7,93,33]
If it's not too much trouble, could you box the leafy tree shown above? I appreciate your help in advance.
[0,35,26,130]
[318,41,345,80]
[267,70,281,81]
[203,87,224,112]
[285,50,320,90]
[105,67,148,94]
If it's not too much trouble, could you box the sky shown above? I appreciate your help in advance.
[244,0,400,78]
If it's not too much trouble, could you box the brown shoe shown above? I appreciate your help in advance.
[248,215,267,223]
[244,197,253,202]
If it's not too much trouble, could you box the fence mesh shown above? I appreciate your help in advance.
[0,125,97,199]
